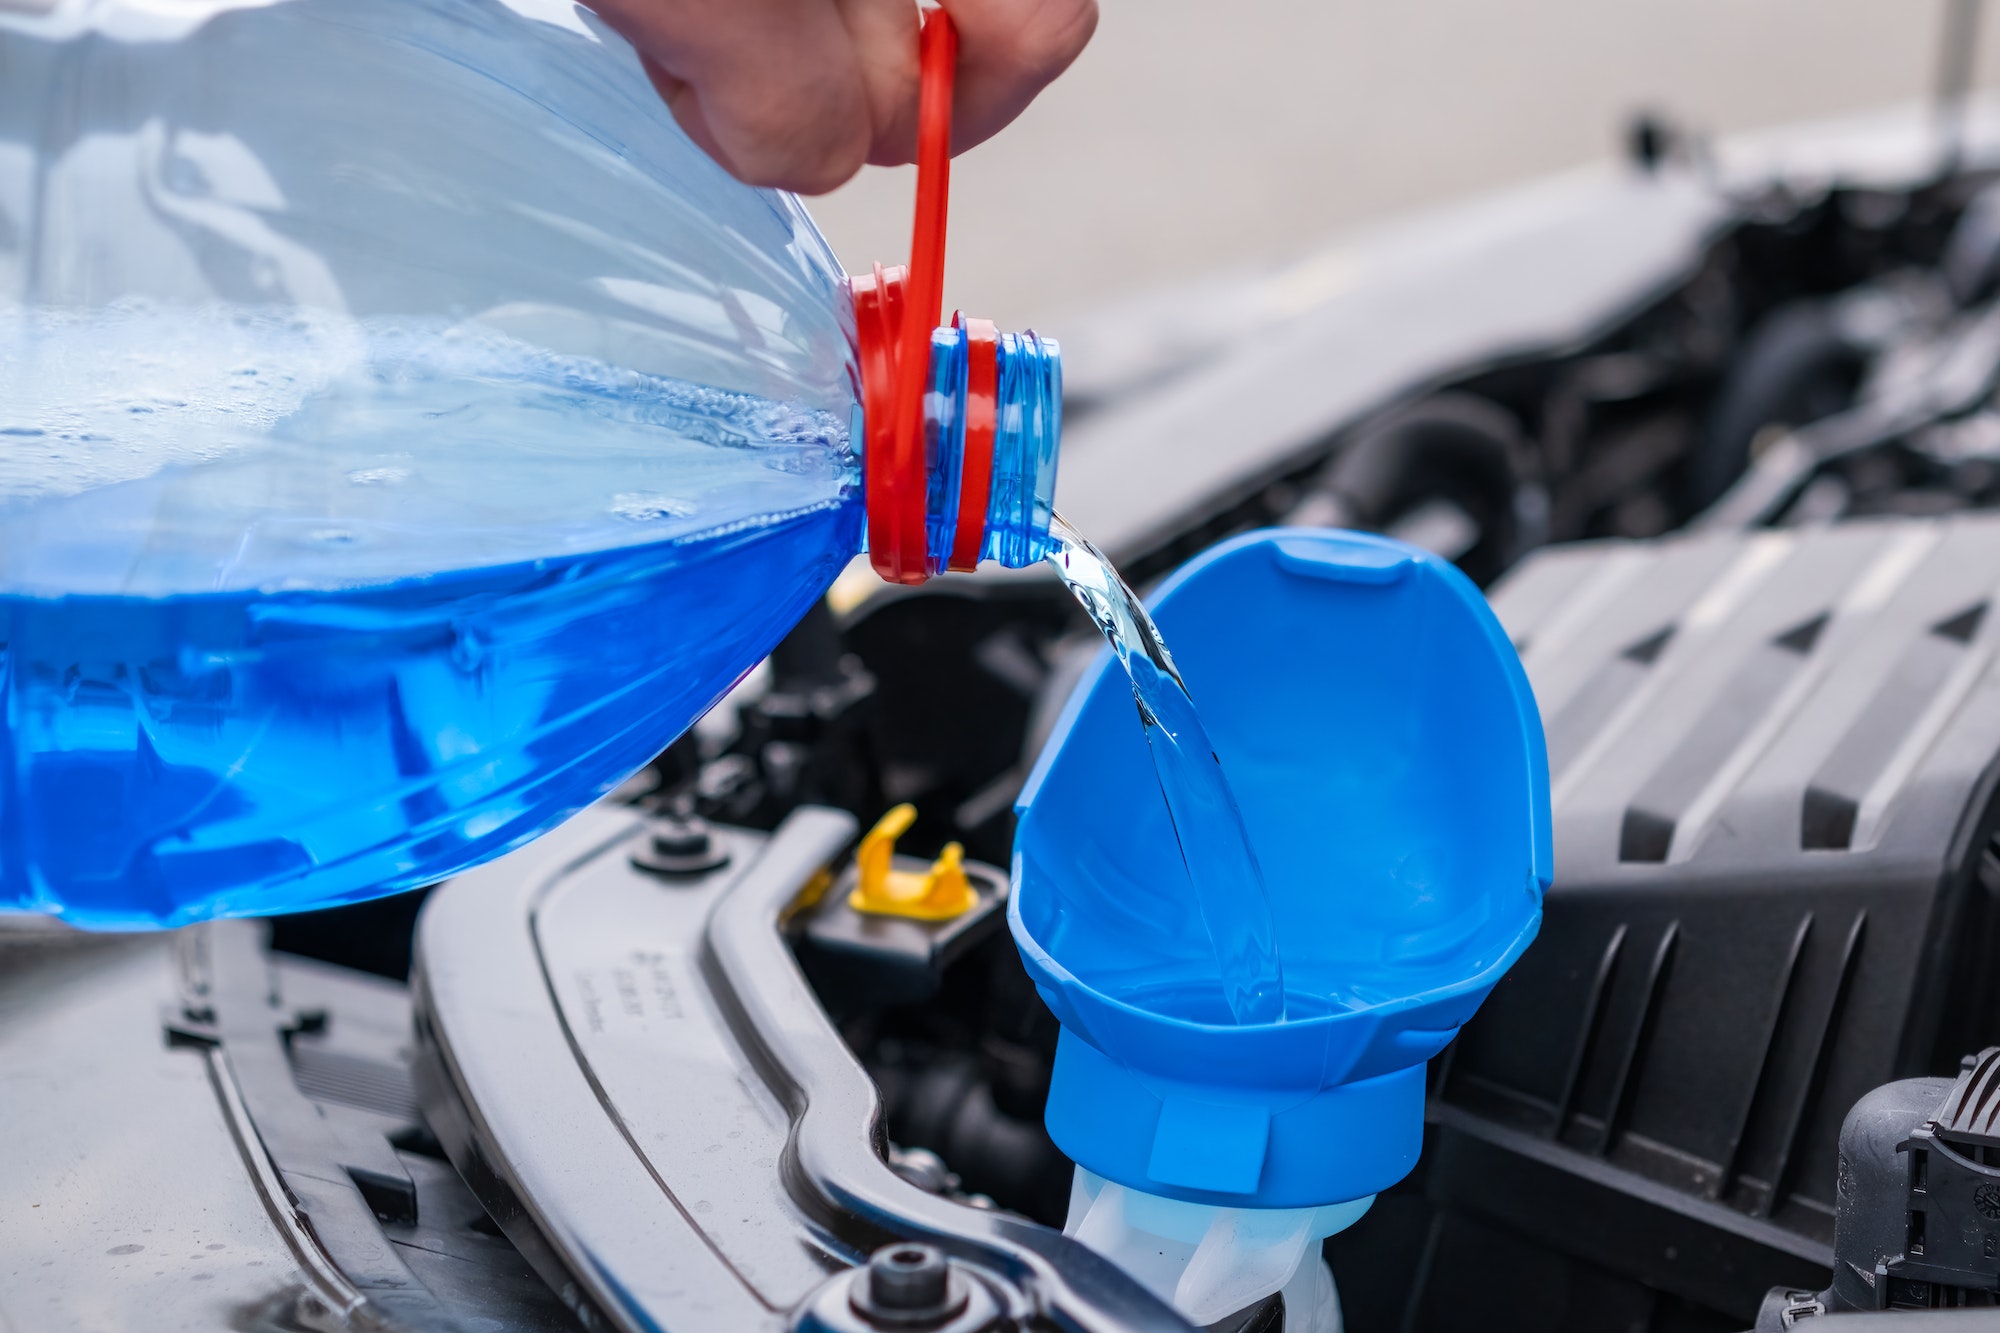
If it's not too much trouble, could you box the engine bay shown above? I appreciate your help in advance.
[14,105,2000,1332]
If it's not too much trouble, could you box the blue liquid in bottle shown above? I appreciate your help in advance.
[0,0,1067,928]
[0,0,893,927]
[0,310,859,927]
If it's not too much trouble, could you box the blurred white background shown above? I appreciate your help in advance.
[807,0,2000,333]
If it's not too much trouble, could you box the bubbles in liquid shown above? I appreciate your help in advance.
[0,302,855,596]
[1043,512,1287,1026]
[0,304,861,927]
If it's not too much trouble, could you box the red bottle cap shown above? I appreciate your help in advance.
[854,9,991,586]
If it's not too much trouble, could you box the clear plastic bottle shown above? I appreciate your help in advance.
[0,0,1057,927]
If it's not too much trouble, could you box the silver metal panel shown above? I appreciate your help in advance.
[532,828,837,1301]
[0,936,307,1331]
[413,806,830,1331]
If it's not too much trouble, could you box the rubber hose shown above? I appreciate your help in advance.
[1325,393,1524,586]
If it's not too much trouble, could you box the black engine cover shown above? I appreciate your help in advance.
[1427,515,2000,1322]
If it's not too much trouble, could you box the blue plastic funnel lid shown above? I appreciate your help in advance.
[1010,529,1550,1208]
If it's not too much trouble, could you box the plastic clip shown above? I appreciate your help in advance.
[849,803,976,920]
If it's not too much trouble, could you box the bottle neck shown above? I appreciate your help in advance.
[848,262,1060,583]
[921,323,1061,575]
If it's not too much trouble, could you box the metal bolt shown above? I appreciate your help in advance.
[630,814,731,879]
[869,1246,948,1313]
[887,1145,958,1195]
[848,1243,968,1327]
[653,823,711,858]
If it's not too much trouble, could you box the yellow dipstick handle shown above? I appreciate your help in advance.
[849,803,977,920]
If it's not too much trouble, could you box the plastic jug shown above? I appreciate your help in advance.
[1011,529,1550,1327]
[0,0,1053,927]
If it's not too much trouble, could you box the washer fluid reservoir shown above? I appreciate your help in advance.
[1010,529,1551,1329]
[0,1,1053,926]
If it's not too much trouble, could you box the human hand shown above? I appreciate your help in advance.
[582,0,1097,195]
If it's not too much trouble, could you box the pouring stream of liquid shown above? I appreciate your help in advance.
[1043,511,1287,1025]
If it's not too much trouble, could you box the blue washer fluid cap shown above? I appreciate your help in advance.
[1009,529,1551,1210]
